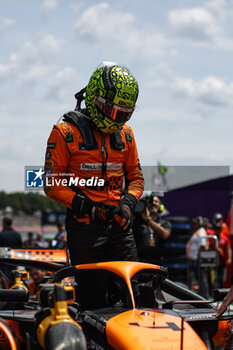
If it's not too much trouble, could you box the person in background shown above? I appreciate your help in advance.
[186,216,209,298]
[28,268,46,296]
[212,213,232,288]
[0,217,22,281]
[0,217,22,248]
[213,212,230,237]
[226,208,231,233]
[203,217,215,236]
[203,217,219,293]
[23,232,36,248]
[133,193,171,266]
[51,221,67,249]
[35,232,49,248]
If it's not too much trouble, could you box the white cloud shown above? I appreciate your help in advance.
[168,2,233,49]
[42,0,58,13]
[69,1,84,12]
[74,2,168,59]
[75,3,134,41]
[168,7,220,42]
[0,33,62,87]
[172,76,233,106]
[46,66,78,100]
[205,0,227,19]
[11,33,61,65]
[0,16,15,36]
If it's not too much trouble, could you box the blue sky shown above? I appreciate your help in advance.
[1,0,233,192]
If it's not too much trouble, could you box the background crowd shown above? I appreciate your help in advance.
[0,194,232,300]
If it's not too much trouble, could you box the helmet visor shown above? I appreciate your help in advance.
[94,95,134,123]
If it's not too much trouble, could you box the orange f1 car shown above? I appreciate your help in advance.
[0,248,232,350]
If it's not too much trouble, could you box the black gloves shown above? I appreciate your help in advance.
[72,193,137,229]
[113,194,137,230]
[72,194,115,223]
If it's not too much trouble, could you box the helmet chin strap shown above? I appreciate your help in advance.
[74,87,86,111]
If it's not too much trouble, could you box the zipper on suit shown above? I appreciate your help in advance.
[101,134,108,179]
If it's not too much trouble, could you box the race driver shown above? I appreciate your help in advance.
[44,63,144,273]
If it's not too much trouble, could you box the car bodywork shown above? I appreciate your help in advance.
[0,249,232,349]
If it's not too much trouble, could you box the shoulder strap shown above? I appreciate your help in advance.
[110,129,124,150]
[63,110,124,150]
[62,111,97,150]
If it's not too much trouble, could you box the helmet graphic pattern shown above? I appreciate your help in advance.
[85,65,139,134]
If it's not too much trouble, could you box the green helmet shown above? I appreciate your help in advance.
[85,64,139,134]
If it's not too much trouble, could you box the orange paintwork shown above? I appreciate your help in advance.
[213,319,232,347]
[10,248,67,263]
[0,260,230,349]
[106,309,207,350]
[0,320,19,350]
[4,320,24,344]
[75,261,231,348]
[75,261,164,308]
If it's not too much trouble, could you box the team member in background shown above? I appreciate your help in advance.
[212,213,232,288]
[51,221,67,249]
[44,63,144,307]
[0,217,22,248]
[186,216,209,298]
[0,217,22,282]
[35,232,49,248]
[28,268,46,297]
[133,193,171,266]
[23,232,36,248]
[213,212,230,237]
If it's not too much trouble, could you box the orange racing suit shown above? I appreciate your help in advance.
[44,114,144,218]
[44,111,144,270]
[44,111,144,307]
